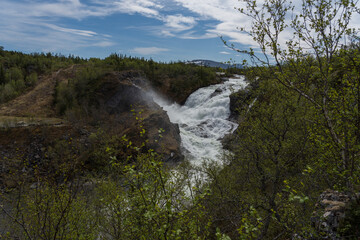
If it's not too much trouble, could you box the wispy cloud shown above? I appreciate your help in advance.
[220,51,230,55]
[164,14,196,32]
[132,47,169,55]
[0,18,113,53]
[0,0,116,52]
[179,31,217,40]
[173,0,360,48]
[0,0,199,53]
[2,0,357,59]
[172,0,255,45]
[112,0,164,17]
[44,24,98,37]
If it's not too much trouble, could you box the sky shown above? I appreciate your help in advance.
[0,0,359,63]
[0,0,256,62]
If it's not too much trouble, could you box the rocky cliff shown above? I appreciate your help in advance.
[0,70,183,189]
[96,71,182,162]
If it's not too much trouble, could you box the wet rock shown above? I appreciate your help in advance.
[210,87,223,98]
[229,79,259,121]
[229,88,252,121]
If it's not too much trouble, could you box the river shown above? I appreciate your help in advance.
[154,76,246,168]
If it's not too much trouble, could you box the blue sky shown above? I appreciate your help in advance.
[0,0,359,63]
[0,0,256,62]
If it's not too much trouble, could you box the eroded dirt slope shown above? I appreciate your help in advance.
[0,65,78,118]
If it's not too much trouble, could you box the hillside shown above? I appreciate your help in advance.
[0,51,227,181]
[0,65,78,118]
[0,52,230,238]
[0,50,225,187]
[1,39,360,239]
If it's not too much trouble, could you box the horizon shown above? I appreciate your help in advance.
[0,0,252,63]
[1,1,359,63]
[0,46,239,64]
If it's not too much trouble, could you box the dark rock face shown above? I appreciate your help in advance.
[229,80,258,121]
[143,110,182,162]
[223,79,257,151]
[97,71,157,113]
[97,71,183,162]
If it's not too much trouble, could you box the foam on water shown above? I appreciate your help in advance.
[154,76,247,166]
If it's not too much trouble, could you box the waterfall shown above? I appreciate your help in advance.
[153,76,246,166]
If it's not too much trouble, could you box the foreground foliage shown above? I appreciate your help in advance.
[208,0,360,238]
[1,0,360,239]
[0,131,211,239]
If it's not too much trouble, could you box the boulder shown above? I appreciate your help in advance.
[311,189,359,239]
[210,87,223,98]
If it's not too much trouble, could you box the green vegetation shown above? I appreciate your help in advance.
[0,122,211,240]
[0,48,86,103]
[0,48,220,106]
[209,0,360,238]
[204,75,316,238]
[54,65,107,115]
[102,54,219,103]
[51,55,220,117]
[1,0,360,239]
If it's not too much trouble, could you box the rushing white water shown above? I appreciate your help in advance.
[154,76,247,166]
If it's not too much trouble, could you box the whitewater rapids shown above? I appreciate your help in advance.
[154,76,246,166]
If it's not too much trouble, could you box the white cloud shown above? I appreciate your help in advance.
[44,24,98,37]
[22,0,108,20]
[220,51,230,55]
[173,0,360,49]
[1,0,358,57]
[1,0,165,20]
[179,31,217,40]
[0,17,112,53]
[160,30,176,37]
[92,41,115,47]
[132,47,169,55]
[0,0,116,52]
[0,0,260,54]
[164,14,196,32]
[113,0,164,17]
[172,0,255,45]
[0,0,197,52]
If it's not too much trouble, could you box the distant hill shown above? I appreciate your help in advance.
[187,59,242,69]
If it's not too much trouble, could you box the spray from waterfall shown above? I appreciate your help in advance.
[153,76,247,166]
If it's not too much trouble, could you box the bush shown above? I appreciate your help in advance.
[25,72,38,86]
[0,82,16,102]
[339,201,360,239]
[54,66,106,116]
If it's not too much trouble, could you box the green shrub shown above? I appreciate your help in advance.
[25,72,38,86]
[339,201,360,239]
[54,66,106,116]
